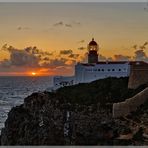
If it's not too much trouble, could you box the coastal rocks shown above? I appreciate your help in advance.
[1,92,65,145]
[1,77,148,145]
[1,91,115,145]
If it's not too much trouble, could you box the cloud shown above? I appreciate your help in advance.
[1,45,40,67]
[1,45,55,68]
[1,45,77,71]
[99,54,113,61]
[42,57,76,69]
[47,58,66,67]
[139,41,148,49]
[53,21,63,27]
[78,47,86,50]
[68,53,79,59]
[132,42,148,61]
[134,49,148,61]
[78,40,85,43]
[43,57,50,61]
[132,44,138,50]
[53,21,80,28]
[73,21,81,25]
[60,49,73,55]
[17,26,31,31]
[0,44,77,76]
[114,55,131,61]
[60,49,80,60]
[132,41,148,50]
[65,24,72,27]
[0,59,12,67]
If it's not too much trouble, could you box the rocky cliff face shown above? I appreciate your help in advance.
[1,77,148,145]
[1,92,114,145]
[1,91,148,145]
[1,92,65,145]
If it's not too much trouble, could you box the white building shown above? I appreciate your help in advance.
[53,38,145,89]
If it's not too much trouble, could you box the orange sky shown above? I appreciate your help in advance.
[0,3,148,76]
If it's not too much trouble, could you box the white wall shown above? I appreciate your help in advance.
[53,62,131,88]
[75,63,130,83]
[53,76,75,89]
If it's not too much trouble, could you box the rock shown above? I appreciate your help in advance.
[1,93,65,145]
[1,77,148,145]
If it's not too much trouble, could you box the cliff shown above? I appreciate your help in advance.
[1,77,148,145]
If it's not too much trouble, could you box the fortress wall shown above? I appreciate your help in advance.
[128,64,148,89]
[113,87,148,118]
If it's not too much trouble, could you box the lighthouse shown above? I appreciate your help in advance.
[88,38,99,63]
[53,38,148,89]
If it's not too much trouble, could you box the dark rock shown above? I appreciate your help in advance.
[1,77,148,145]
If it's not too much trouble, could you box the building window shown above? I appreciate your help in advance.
[98,69,100,71]
[108,69,110,71]
[102,69,104,72]
[112,69,115,71]
[119,69,121,71]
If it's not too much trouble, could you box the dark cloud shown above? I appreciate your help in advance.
[144,2,148,12]
[78,47,86,50]
[65,24,72,28]
[49,58,66,66]
[1,45,40,67]
[42,58,68,68]
[134,49,148,61]
[114,55,131,61]
[140,41,148,49]
[99,54,113,61]
[53,21,63,27]
[0,45,55,68]
[53,21,80,28]
[78,40,85,43]
[132,42,148,61]
[69,53,79,59]
[132,41,148,50]
[0,59,11,68]
[60,49,73,55]
[17,26,31,31]
[73,21,81,25]
[0,45,77,75]
[0,44,78,74]
[132,44,137,50]
[25,46,39,54]
[43,57,50,61]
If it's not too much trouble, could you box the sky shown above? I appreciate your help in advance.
[0,2,148,76]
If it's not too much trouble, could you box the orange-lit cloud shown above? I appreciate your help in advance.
[0,41,148,76]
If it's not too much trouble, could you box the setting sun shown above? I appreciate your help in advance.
[31,72,36,76]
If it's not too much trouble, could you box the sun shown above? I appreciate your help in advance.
[31,72,36,76]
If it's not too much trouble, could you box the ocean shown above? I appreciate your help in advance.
[0,76,53,133]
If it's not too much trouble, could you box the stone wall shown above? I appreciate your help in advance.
[113,87,148,118]
[128,63,148,89]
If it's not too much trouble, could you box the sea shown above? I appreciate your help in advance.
[0,76,53,134]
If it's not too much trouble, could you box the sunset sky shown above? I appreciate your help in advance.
[0,2,148,76]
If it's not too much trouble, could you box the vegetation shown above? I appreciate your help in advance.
[56,77,148,105]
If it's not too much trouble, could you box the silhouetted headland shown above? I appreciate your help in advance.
[1,77,148,145]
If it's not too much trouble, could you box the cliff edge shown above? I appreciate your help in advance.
[1,77,148,145]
